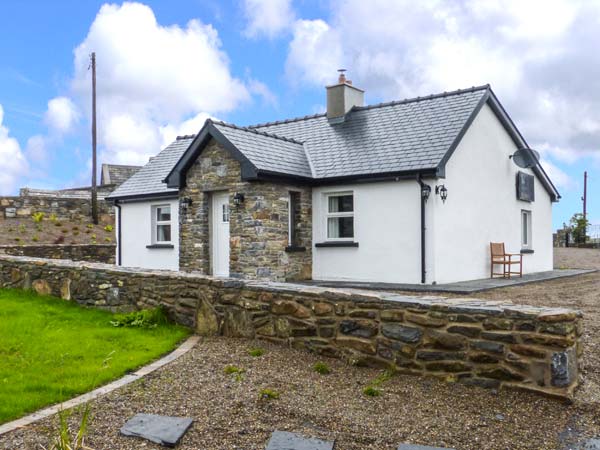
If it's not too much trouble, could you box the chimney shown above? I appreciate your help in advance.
[326,69,364,124]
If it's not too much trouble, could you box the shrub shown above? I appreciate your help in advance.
[14,237,20,242]
[54,221,63,227]
[224,365,246,381]
[259,388,280,400]
[32,235,39,242]
[49,403,91,450]
[224,365,245,375]
[110,307,168,329]
[313,362,331,375]
[362,367,396,398]
[362,386,381,397]
[32,212,45,223]
[73,231,80,236]
[104,237,112,243]
[72,226,79,231]
[18,224,26,234]
[7,227,14,233]
[61,228,69,234]
[86,224,94,229]
[104,225,113,232]
[248,347,265,357]
[49,213,58,222]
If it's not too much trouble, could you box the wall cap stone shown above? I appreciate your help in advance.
[0,254,582,321]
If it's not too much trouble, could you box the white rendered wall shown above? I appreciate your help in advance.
[117,198,180,271]
[431,103,553,284]
[312,182,423,283]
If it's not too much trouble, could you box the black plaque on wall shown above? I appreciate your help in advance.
[516,171,535,202]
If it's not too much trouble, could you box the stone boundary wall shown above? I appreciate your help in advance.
[0,245,115,264]
[0,196,113,222]
[0,255,582,399]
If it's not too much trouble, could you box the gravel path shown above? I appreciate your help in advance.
[1,248,599,450]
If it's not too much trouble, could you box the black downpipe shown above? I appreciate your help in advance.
[115,201,122,266]
[416,175,428,284]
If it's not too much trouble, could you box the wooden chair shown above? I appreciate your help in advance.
[490,242,522,279]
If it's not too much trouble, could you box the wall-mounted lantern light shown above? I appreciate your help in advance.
[435,185,448,203]
[233,192,245,206]
[181,197,193,211]
[421,184,431,202]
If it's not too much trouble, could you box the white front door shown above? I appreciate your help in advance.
[211,192,230,277]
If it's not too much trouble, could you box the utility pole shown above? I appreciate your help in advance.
[91,52,98,225]
[582,171,588,240]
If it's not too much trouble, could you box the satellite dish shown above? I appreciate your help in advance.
[510,147,540,168]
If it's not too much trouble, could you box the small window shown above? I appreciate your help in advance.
[222,203,229,223]
[289,191,301,246]
[326,193,354,240]
[521,210,532,249]
[154,205,172,243]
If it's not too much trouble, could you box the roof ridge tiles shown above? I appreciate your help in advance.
[176,134,196,140]
[247,84,490,128]
[211,119,305,145]
[352,84,490,112]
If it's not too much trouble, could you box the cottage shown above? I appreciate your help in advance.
[107,75,559,284]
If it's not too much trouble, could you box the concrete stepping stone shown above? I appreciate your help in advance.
[398,445,456,450]
[120,413,193,447]
[266,430,334,450]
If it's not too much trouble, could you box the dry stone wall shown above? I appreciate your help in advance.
[179,139,312,281]
[0,244,115,264]
[0,196,113,222]
[0,255,582,399]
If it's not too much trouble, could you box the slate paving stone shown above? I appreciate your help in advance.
[120,413,193,447]
[397,444,456,450]
[265,430,334,450]
[571,439,600,450]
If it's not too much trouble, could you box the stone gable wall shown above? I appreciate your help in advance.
[0,244,115,264]
[179,139,312,281]
[0,254,583,400]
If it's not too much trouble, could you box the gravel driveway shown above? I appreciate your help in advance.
[1,248,599,450]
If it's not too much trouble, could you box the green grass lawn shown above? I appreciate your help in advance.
[0,289,190,424]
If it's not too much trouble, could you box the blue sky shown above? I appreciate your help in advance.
[0,0,598,230]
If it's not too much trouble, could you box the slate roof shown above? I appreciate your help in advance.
[249,87,487,178]
[211,122,312,178]
[107,136,194,199]
[108,84,559,201]
[101,164,142,186]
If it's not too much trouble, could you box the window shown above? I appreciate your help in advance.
[326,193,354,240]
[222,203,229,223]
[521,210,532,249]
[154,205,172,243]
[288,191,301,246]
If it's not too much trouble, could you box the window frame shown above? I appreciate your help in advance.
[324,191,355,242]
[521,209,532,250]
[152,204,172,244]
[288,191,300,246]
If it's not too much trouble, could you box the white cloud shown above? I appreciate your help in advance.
[68,2,252,166]
[0,104,28,194]
[24,135,48,166]
[45,97,79,133]
[242,0,295,39]
[159,112,212,148]
[286,19,342,87]
[539,158,575,191]
[284,0,600,165]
